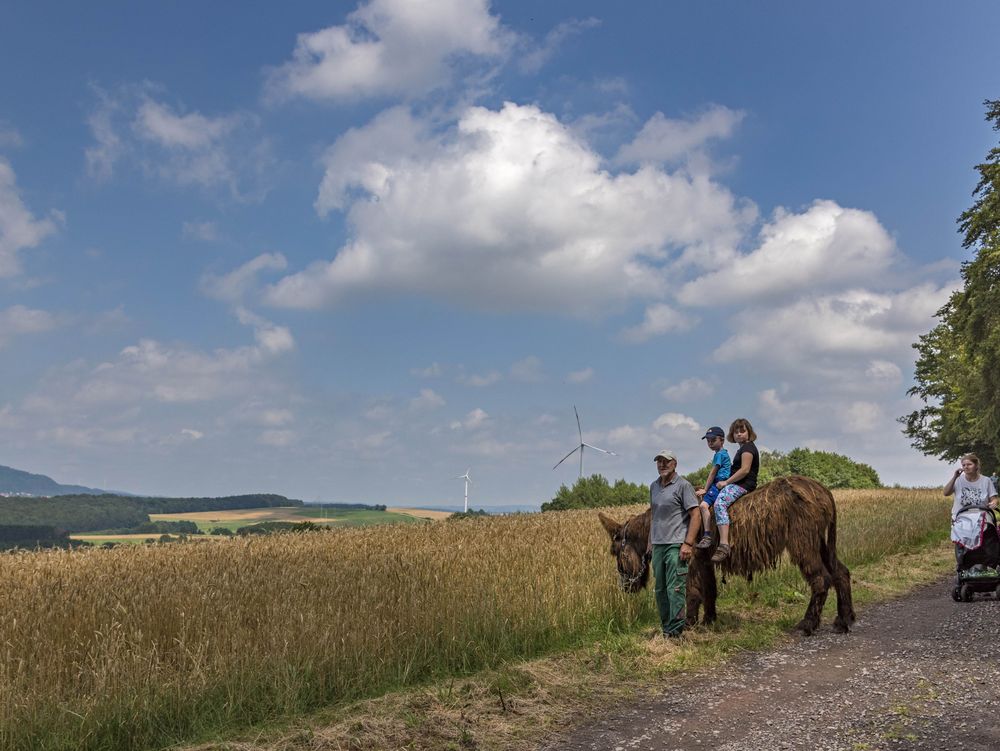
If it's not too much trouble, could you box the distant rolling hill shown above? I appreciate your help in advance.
[0,464,112,496]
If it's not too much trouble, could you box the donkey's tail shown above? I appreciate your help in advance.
[823,498,839,573]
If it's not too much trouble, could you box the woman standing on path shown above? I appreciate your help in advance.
[944,453,998,514]
[943,453,998,569]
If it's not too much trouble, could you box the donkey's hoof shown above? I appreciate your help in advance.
[832,618,850,634]
[795,619,817,636]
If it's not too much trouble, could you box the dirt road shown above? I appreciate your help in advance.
[541,578,1000,751]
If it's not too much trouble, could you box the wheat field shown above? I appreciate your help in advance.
[0,488,948,751]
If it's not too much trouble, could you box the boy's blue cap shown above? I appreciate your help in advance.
[701,426,725,439]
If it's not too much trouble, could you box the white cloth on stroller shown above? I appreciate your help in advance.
[951,508,989,550]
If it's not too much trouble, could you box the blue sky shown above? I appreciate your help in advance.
[2,1,998,508]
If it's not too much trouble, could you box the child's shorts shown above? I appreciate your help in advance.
[702,484,721,506]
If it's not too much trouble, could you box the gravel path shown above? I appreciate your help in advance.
[541,577,1000,751]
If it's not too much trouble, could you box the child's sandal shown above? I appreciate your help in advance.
[710,543,731,563]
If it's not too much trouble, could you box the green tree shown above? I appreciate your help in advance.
[783,448,879,488]
[448,508,490,521]
[901,99,1000,475]
[541,475,647,511]
[684,448,879,490]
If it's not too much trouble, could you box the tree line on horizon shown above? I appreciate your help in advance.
[541,447,881,511]
[0,493,301,538]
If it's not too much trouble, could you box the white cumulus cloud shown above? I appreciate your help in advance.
[0,305,59,348]
[615,105,745,165]
[620,303,696,343]
[267,102,754,315]
[264,0,514,102]
[679,200,897,306]
[450,407,489,430]
[713,283,954,366]
[459,370,502,387]
[661,378,714,402]
[653,412,701,432]
[865,359,902,383]
[759,388,887,438]
[201,253,288,304]
[410,388,446,410]
[0,159,61,278]
[85,88,274,201]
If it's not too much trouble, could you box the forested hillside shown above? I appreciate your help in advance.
[0,464,106,496]
[0,493,301,533]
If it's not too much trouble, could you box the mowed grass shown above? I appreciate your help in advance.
[0,488,949,751]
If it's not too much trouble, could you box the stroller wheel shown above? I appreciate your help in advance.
[960,583,974,602]
[952,585,962,602]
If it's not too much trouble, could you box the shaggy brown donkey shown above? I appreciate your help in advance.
[598,475,855,635]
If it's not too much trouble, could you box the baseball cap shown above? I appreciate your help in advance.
[701,426,725,440]
[653,449,677,462]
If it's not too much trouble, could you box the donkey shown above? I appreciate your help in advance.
[598,475,855,635]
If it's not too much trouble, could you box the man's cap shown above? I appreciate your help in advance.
[654,449,677,462]
[701,426,725,440]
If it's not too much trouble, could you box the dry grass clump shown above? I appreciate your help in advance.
[0,487,948,751]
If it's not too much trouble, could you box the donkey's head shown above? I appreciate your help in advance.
[598,509,652,593]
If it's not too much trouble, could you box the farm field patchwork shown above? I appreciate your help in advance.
[0,488,949,751]
[386,506,455,521]
[146,505,427,530]
[67,506,432,545]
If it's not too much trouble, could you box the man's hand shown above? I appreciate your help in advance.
[695,488,705,498]
[646,542,652,556]
[680,542,693,561]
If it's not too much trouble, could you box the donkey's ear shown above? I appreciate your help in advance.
[597,512,620,539]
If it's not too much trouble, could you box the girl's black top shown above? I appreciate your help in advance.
[732,441,760,492]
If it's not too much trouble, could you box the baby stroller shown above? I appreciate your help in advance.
[950,505,1000,602]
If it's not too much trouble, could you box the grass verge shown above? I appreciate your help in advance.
[179,539,954,751]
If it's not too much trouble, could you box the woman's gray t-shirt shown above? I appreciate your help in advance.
[951,474,998,519]
[649,474,699,544]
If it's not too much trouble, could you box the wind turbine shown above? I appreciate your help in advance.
[553,405,617,478]
[454,469,473,512]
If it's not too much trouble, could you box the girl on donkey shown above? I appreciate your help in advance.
[710,417,760,563]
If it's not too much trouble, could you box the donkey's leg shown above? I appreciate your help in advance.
[701,559,718,625]
[821,522,855,632]
[830,558,855,632]
[792,541,833,636]
[685,556,704,627]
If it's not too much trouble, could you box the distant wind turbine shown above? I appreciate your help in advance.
[454,469,473,512]
[553,405,617,478]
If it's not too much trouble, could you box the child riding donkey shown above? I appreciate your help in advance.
[694,426,731,550]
